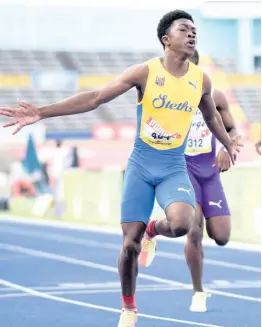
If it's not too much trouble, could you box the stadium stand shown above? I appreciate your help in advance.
[0,88,137,131]
[212,57,238,74]
[213,57,261,74]
[0,50,260,133]
[233,86,261,123]
[0,50,159,73]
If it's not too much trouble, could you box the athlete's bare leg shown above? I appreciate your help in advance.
[184,203,204,292]
[154,202,195,238]
[206,215,231,246]
[118,222,146,309]
[138,201,195,269]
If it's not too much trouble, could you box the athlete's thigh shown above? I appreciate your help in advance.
[121,163,155,226]
[155,171,196,212]
[187,168,203,209]
[202,173,230,219]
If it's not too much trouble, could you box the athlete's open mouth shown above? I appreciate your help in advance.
[186,39,195,47]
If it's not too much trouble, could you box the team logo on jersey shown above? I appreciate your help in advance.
[152,94,193,112]
[155,76,165,86]
[188,81,197,89]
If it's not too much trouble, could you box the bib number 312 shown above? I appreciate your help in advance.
[187,138,203,148]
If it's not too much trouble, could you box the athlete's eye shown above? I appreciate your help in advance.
[180,29,187,32]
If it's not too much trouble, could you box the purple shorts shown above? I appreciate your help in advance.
[187,169,230,219]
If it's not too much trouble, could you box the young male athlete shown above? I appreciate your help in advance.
[185,50,240,312]
[0,10,239,327]
[139,50,241,314]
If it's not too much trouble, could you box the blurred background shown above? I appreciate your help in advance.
[0,0,260,244]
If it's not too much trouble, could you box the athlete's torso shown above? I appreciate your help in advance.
[130,57,204,177]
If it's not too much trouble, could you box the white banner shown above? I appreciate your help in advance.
[31,70,78,91]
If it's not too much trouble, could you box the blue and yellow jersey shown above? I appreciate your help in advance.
[134,58,203,156]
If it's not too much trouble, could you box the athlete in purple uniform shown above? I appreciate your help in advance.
[184,50,242,312]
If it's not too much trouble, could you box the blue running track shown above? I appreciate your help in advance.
[0,218,260,327]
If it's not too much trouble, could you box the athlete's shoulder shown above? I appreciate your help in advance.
[213,89,225,100]
[122,63,149,86]
[188,61,204,76]
[145,57,161,65]
[189,61,204,95]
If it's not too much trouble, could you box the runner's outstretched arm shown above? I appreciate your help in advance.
[0,64,147,134]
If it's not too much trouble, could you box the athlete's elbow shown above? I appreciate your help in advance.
[87,90,101,112]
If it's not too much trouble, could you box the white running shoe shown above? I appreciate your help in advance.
[138,236,157,267]
[190,292,207,312]
[117,310,138,327]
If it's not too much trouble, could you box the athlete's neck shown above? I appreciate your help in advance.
[162,50,189,78]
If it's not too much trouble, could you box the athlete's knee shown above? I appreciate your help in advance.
[214,234,230,246]
[121,221,146,256]
[206,216,231,246]
[168,214,192,237]
[165,203,195,237]
[187,226,202,247]
[123,237,142,257]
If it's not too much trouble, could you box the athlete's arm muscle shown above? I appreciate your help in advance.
[213,89,237,138]
[199,73,232,149]
[39,64,148,119]
[0,64,148,134]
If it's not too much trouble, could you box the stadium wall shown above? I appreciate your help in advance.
[9,165,261,244]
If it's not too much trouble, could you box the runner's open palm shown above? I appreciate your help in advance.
[0,100,41,135]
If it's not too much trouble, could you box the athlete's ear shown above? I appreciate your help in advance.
[162,35,170,48]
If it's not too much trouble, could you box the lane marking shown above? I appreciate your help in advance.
[0,279,224,327]
[1,279,259,294]
[0,286,191,299]
[0,242,260,302]
[0,226,260,273]
[0,216,260,252]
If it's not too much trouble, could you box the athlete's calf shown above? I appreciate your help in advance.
[118,222,146,309]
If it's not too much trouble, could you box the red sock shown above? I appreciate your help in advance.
[122,294,137,311]
[145,220,158,238]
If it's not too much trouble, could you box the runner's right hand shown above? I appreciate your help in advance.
[0,100,40,135]
[224,141,238,165]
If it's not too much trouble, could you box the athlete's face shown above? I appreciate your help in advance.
[163,19,197,56]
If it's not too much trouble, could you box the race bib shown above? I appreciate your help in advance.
[143,116,182,147]
[185,110,213,156]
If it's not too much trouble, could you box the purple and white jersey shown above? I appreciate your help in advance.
[185,107,218,177]
[185,93,230,216]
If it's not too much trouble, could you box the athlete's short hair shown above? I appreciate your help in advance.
[157,10,194,48]
[190,50,199,65]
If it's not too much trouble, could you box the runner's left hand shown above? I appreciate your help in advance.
[214,149,231,173]
[231,134,243,152]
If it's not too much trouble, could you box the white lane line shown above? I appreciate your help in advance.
[0,215,260,252]
[0,286,190,299]
[0,282,175,292]
[0,279,224,327]
[0,242,260,302]
[1,226,260,273]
